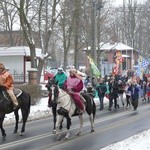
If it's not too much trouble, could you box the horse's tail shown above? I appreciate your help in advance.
[92,99,96,121]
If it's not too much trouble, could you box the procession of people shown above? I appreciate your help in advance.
[45,67,150,112]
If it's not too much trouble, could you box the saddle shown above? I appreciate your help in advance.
[2,88,22,99]
[13,88,22,98]
[0,88,22,113]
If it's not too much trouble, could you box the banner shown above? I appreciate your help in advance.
[87,56,100,77]
[135,56,149,79]
[113,50,124,75]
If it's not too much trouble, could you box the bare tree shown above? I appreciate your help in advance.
[0,1,19,46]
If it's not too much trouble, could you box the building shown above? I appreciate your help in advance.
[83,42,139,76]
[0,46,42,83]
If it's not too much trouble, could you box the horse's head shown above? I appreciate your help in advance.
[47,79,59,103]
[46,78,58,90]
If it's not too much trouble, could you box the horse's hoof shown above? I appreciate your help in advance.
[2,133,6,139]
[52,130,56,134]
[13,130,17,134]
[75,132,81,136]
[57,136,61,140]
[64,136,69,140]
[19,132,24,136]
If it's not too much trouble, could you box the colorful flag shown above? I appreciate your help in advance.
[87,56,100,77]
[135,64,143,79]
[141,58,149,69]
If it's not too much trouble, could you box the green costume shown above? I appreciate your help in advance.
[54,72,67,88]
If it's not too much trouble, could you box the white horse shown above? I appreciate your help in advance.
[50,83,96,140]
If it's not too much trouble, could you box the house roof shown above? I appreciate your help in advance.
[0,46,42,57]
[99,42,133,51]
[83,42,133,51]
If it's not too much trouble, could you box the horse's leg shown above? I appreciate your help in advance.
[19,108,29,136]
[64,115,71,139]
[0,114,6,138]
[52,104,57,133]
[89,114,94,132]
[14,109,19,133]
[56,115,64,140]
[76,115,83,136]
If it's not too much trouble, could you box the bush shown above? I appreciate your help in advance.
[14,84,42,105]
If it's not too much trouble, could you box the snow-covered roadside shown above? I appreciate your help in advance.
[4,97,52,126]
[100,129,150,150]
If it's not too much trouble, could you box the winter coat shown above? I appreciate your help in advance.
[63,76,83,93]
[96,83,107,97]
[128,84,140,100]
[0,70,14,90]
[118,82,125,94]
[54,72,67,88]
[147,83,150,97]
[108,81,118,99]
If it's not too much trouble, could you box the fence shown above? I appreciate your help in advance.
[12,73,28,83]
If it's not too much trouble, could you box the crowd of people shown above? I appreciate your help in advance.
[84,73,150,111]
[46,67,150,113]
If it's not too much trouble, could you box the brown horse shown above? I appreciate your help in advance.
[0,86,31,138]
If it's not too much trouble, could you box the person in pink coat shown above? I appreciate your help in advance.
[63,69,84,113]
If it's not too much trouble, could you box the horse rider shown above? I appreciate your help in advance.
[53,67,67,89]
[0,63,18,109]
[63,69,85,114]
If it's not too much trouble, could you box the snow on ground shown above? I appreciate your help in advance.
[3,85,150,150]
[100,129,150,150]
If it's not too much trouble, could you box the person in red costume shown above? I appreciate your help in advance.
[63,69,85,113]
[0,63,18,109]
